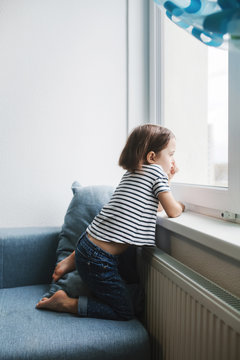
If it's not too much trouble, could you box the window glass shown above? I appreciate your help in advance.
[162,16,228,187]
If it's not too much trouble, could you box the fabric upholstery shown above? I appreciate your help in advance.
[0,284,150,360]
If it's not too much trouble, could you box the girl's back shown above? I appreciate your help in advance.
[87,163,170,247]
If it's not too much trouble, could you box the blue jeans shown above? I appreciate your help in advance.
[75,232,135,321]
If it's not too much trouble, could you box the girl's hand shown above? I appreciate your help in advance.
[168,160,179,181]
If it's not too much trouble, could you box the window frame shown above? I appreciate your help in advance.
[150,2,240,217]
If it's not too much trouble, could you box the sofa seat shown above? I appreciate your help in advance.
[0,226,150,360]
[0,283,149,360]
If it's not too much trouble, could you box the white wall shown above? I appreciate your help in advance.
[128,0,149,131]
[0,0,149,227]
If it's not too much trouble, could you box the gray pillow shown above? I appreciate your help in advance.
[42,181,115,298]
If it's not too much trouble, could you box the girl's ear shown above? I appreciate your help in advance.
[146,151,156,164]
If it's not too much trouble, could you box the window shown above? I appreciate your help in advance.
[150,3,240,217]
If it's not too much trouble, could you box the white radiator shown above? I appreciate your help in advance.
[138,248,240,360]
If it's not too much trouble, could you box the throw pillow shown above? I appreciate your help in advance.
[42,181,115,299]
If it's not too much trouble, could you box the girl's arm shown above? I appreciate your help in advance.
[158,191,185,218]
[157,160,184,217]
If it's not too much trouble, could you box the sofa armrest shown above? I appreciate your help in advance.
[0,227,60,289]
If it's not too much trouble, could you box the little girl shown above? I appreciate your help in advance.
[36,124,185,320]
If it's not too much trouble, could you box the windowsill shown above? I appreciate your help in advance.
[157,211,240,262]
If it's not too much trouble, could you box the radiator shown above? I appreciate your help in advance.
[138,248,240,360]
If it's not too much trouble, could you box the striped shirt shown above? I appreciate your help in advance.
[87,164,170,247]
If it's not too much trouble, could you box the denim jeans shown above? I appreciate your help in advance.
[75,232,135,321]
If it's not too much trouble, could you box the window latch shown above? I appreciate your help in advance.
[221,211,240,223]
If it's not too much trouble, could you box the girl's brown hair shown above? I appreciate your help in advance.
[118,124,174,172]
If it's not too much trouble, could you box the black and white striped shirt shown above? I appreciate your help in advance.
[87,164,170,246]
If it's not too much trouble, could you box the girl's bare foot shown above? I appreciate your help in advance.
[36,290,78,314]
[52,251,76,282]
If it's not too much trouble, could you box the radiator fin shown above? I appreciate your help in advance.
[139,248,240,360]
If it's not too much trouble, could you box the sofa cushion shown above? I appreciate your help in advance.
[0,285,150,360]
[43,182,115,298]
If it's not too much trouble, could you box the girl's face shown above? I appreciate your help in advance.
[154,137,176,174]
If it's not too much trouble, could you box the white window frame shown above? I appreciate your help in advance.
[150,2,240,218]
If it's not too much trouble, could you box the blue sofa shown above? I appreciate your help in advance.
[0,227,150,360]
